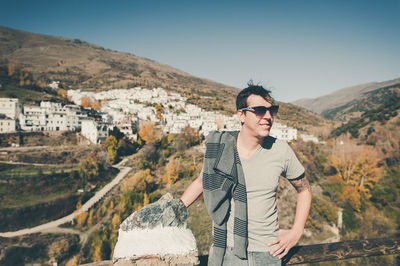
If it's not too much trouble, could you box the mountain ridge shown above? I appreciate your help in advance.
[292,78,400,115]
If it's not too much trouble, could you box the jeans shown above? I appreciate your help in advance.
[209,247,282,266]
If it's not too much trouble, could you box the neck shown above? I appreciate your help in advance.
[237,127,264,151]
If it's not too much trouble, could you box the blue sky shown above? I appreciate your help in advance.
[1,0,399,102]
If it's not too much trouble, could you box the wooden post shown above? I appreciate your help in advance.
[283,237,400,265]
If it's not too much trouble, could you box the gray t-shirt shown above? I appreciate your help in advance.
[226,136,304,251]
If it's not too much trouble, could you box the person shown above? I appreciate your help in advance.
[180,83,312,265]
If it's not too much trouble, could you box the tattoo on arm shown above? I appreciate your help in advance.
[289,173,311,193]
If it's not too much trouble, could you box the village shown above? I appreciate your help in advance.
[0,86,318,144]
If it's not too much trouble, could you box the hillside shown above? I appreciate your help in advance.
[330,83,400,137]
[0,64,69,105]
[293,78,400,115]
[330,83,400,165]
[0,26,330,130]
[0,26,239,113]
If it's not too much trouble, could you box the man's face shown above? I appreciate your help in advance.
[237,94,275,138]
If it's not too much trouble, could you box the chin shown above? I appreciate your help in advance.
[257,129,270,138]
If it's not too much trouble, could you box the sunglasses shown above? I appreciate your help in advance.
[239,105,279,117]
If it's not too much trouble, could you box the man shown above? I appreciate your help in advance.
[180,84,312,265]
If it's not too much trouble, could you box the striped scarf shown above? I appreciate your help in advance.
[202,131,248,265]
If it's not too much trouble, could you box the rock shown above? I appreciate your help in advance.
[113,193,199,265]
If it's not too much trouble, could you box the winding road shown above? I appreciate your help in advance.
[0,158,132,238]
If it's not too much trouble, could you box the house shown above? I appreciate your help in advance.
[0,98,22,119]
[19,101,88,132]
[19,105,46,131]
[270,122,297,141]
[81,119,110,144]
[0,115,17,133]
[300,134,319,143]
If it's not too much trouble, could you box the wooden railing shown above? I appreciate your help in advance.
[198,237,400,265]
[283,237,400,265]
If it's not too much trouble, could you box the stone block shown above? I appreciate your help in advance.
[113,193,199,265]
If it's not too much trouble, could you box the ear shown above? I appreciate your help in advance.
[237,110,245,123]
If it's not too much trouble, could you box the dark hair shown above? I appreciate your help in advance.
[236,82,273,110]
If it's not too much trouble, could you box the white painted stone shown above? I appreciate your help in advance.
[113,226,197,259]
[112,194,199,265]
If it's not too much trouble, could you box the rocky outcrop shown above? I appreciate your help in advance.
[113,193,199,265]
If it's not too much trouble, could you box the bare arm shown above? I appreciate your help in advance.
[180,175,203,207]
[269,174,312,258]
[290,174,312,233]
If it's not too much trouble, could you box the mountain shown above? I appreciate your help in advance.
[292,78,400,116]
[0,26,329,129]
[330,83,400,137]
[329,82,400,165]
[0,26,239,113]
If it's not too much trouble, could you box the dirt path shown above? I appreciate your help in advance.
[0,144,90,152]
[0,160,72,167]
[0,158,131,238]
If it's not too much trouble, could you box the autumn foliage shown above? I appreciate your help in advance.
[57,89,68,98]
[328,136,383,211]
[80,96,102,111]
[138,122,160,144]
[122,169,154,193]
[163,159,180,184]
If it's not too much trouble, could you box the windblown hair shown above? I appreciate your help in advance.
[236,81,273,110]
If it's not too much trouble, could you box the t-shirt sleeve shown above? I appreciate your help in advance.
[282,143,305,180]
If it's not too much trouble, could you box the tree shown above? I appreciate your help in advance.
[143,192,150,206]
[76,211,89,227]
[138,122,159,144]
[87,209,94,226]
[164,159,180,184]
[328,136,383,211]
[91,101,101,111]
[109,126,125,141]
[123,169,154,193]
[79,154,100,183]
[48,238,71,262]
[111,213,121,230]
[155,104,163,121]
[176,125,199,152]
[93,244,102,262]
[80,96,92,108]
[7,61,19,77]
[75,200,82,212]
[57,89,68,98]
[104,135,119,163]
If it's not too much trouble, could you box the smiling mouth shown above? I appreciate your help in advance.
[260,124,271,128]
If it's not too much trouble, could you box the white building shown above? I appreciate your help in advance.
[0,117,17,133]
[19,102,88,132]
[48,81,60,90]
[270,122,297,141]
[65,105,88,130]
[300,134,319,143]
[81,119,110,144]
[115,118,138,141]
[41,102,68,131]
[19,105,46,131]
[68,87,270,137]
[0,98,22,119]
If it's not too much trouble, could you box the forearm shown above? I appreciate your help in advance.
[292,189,312,233]
[269,183,312,258]
[180,176,203,207]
